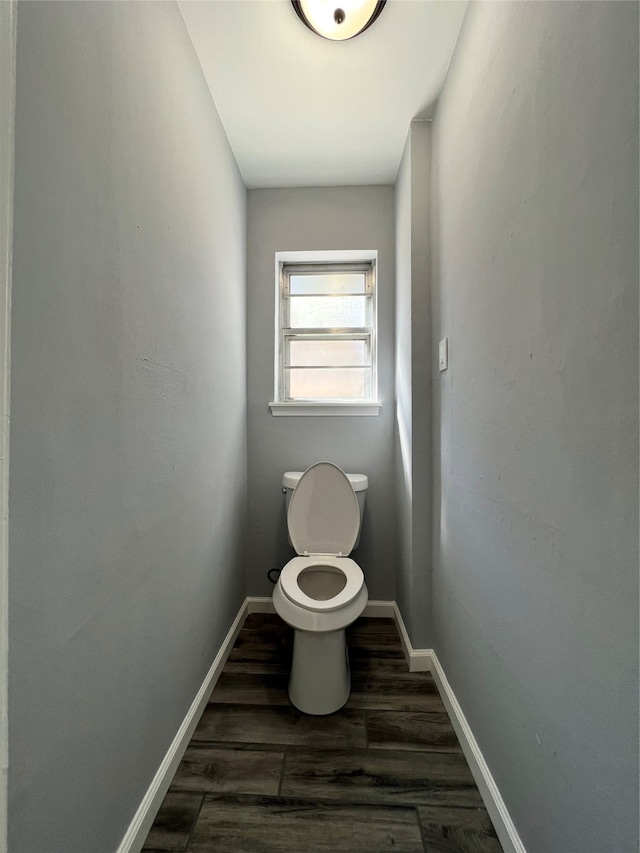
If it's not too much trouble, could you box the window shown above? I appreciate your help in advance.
[270,251,380,416]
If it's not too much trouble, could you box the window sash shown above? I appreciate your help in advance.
[283,333,372,368]
[277,261,376,403]
[282,262,374,285]
[286,294,370,330]
[284,366,371,401]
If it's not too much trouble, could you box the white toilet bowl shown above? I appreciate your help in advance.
[272,462,369,715]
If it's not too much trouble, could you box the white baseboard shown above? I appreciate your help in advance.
[390,601,431,671]
[244,597,425,667]
[362,599,396,618]
[246,595,276,614]
[428,650,527,853]
[245,597,397,619]
[381,600,526,853]
[385,603,525,853]
[115,598,250,853]
[117,595,525,853]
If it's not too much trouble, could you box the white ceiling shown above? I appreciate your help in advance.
[179,0,468,188]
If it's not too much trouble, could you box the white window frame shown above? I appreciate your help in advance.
[269,250,381,416]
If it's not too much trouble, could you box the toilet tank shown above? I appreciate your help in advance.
[282,471,368,551]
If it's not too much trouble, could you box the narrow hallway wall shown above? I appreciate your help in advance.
[394,121,432,648]
[431,2,638,851]
[9,3,247,851]
[246,187,396,599]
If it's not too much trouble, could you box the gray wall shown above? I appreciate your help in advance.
[394,121,432,647]
[430,2,639,851]
[0,2,16,842]
[247,187,396,599]
[9,3,247,851]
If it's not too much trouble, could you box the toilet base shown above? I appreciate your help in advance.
[288,628,350,715]
[272,580,368,714]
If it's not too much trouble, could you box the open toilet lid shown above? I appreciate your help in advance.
[288,462,360,556]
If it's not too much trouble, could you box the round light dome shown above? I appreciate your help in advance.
[292,0,386,41]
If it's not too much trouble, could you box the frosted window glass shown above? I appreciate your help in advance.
[290,273,366,295]
[289,296,366,328]
[289,340,367,367]
[288,368,367,399]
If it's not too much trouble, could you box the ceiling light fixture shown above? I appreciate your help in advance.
[292,0,386,41]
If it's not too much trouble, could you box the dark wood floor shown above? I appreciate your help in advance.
[142,613,503,853]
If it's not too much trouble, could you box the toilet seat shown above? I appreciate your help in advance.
[280,556,364,613]
[287,462,360,557]
[283,462,364,614]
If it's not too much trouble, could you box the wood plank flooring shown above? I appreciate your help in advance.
[142,614,503,853]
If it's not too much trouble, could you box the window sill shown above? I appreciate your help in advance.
[269,401,381,417]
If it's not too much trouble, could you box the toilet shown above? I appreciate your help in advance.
[272,461,369,715]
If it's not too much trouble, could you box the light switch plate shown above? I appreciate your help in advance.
[439,337,448,372]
